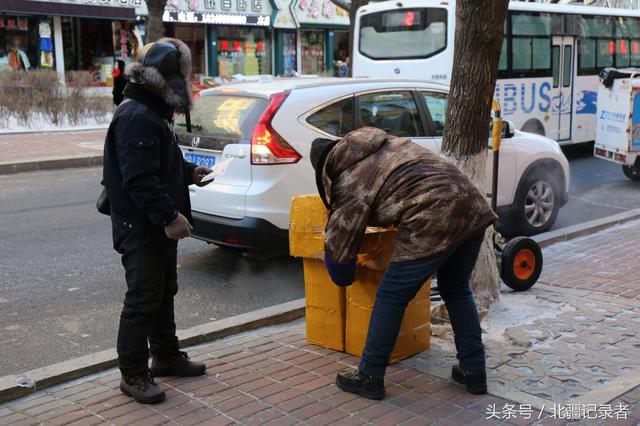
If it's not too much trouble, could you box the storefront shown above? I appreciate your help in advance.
[0,0,143,83]
[162,0,273,79]
[272,0,297,76]
[273,0,349,76]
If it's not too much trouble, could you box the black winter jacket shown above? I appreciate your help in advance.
[103,83,196,231]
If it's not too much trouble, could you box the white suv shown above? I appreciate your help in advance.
[176,77,570,252]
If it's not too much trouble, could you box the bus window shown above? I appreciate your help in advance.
[578,39,596,74]
[597,39,614,68]
[553,45,560,88]
[632,40,640,67]
[513,39,533,70]
[498,38,508,72]
[509,12,552,77]
[358,8,447,60]
[563,46,572,88]
[616,39,631,68]
[358,91,424,138]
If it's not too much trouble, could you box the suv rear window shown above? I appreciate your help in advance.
[175,94,268,142]
[306,97,354,137]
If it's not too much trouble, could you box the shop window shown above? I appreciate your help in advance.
[332,30,349,77]
[0,15,39,71]
[358,91,424,138]
[217,27,271,78]
[301,30,325,75]
[307,97,354,137]
[174,25,205,79]
[281,32,297,76]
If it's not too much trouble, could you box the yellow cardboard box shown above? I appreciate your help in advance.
[290,194,430,363]
[302,258,346,351]
[291,195,344,350]
[346,266,430,363]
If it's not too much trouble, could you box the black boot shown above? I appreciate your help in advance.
[452,365,487,395]
[151,350,206,377]
[336,368,385,400]
[120,371,165,404]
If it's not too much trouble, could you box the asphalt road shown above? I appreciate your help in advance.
[0,167,304,376]
[553,143,640,228]
[0,146,638,377]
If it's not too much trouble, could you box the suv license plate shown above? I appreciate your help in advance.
[183,152,216,168]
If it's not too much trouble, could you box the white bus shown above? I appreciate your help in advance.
[352,0,640,145]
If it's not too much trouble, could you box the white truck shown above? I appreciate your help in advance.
[594,68,640,180]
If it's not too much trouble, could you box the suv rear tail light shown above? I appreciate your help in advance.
[251,92,301,165]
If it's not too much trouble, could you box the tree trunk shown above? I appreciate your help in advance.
[441,0,509,311]
[146,0,168,43]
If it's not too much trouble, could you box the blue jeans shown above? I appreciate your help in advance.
[359,231,486,376]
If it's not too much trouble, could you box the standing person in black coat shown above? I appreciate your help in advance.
[102,38,213,405]
[112,59,126,106]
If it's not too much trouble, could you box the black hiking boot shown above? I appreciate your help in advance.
[452,365,487,395]
[151,350,206,377]
[336,368,385,400]
[120,371,165,404]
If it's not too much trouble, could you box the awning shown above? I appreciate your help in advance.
[0,0,136,20]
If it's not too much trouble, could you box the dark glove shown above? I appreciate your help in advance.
[324,253,356,286]
[164,213,193,240]
[192,166,213,187]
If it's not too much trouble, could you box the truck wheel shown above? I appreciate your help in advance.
[622,164,640,181]
[500,237,543,291]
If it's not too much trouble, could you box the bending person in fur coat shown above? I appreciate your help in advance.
[102,38,213,404]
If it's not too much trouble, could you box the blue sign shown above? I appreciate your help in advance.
[633,93,640,151]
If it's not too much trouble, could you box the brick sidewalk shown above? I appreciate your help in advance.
[0,321,521,426]
[540,220,640,300]
[0,130,106,165]
[1,216,640,426]
[1,320,638,426]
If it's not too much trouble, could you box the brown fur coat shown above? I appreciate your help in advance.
[321,127,498,262]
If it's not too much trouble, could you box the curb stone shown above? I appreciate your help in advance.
[0,299,304,404]
[1,211,639,405]
[533,208,640,248]
[0,156,103,175]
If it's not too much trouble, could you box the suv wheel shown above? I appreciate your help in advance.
[511,170,560,236]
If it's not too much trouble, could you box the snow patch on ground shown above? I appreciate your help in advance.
[0,113,111,134]
[481,287,575,344]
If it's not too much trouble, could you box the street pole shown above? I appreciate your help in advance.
[53,16,66,85]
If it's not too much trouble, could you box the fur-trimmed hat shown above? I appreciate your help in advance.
[124,37,193,111]
[310,138,339,209]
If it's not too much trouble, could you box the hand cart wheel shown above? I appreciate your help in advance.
[498,237,543,291]
[491,100,543,291]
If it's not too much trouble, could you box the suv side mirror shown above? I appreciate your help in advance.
[503,120,515,139]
